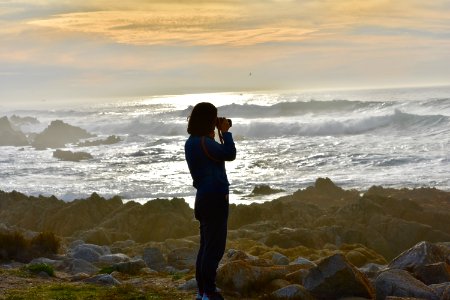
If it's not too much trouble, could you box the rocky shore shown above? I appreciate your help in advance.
[0,178,449,299]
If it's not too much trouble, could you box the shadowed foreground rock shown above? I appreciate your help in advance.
[303,253,375,299]
[375,269,439,300]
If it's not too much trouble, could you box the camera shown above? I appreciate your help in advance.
[217,117,232,128]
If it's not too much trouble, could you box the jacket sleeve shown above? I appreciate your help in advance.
[204,132,236,161]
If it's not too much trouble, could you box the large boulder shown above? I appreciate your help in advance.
[374,269,439,300]
[217,260,306,296]
[303,253,375,299]
[66,258,99,275]
[167,247,197,270]
[32,120,94,149]
[388,241,449,272]
[429,282,450,300]
[114,259,146,275]
[414,262,450,285]
[0,116,28,146]
[70,243,111,263]
[143,247,167,271]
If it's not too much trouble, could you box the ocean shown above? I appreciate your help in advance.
[1,86,449,207]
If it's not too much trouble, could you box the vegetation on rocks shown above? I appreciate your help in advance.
[0,231,60,262]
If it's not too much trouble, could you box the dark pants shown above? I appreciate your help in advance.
[194,193,229,295]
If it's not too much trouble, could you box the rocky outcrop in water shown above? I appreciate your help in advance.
[53,149,93,161]
[77,135,121,147]
[32,120,94,149]
[0,116,28,146]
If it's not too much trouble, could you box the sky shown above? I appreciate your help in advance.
[1,0,450,104]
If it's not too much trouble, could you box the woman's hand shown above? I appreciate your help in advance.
[217,117,231,132]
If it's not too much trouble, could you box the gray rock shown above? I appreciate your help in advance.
[84,274,121,286]
[272,252,290,265]
[303,253,375,299]
[67,258,99,275]
[286,269,310,285]
[99,253,130,265]
[143,247,167,271]
[413,262,450,284]
[429,282,450,300]
[290,257,317,268]
[374,269,439,300]
[114,259,146,275]
[167,247,197,270]
[358,263,387,279]
[71,244,111,263]
[270,284,315,300]
[388,241,448,272]
[178,278,198,291]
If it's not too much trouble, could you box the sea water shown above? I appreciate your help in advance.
[1,86,449,207]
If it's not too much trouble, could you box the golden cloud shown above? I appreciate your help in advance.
[28,9,316,46]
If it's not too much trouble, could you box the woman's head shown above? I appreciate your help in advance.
[187,102,217,136]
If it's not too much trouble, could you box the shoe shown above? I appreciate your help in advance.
[195,292,203,300]
[202,292,224,300]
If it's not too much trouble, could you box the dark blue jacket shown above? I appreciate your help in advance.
[185,132,236,195]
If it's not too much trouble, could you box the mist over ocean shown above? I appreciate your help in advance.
[1,86,449,206]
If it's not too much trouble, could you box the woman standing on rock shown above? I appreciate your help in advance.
[185,102,236,300]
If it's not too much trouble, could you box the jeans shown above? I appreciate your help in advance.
[194,193,229,294]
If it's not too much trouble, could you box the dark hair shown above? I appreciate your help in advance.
[187,102,217,136]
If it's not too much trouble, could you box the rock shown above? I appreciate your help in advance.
[32,120,94,149]
[53,149,93,161]
[429,282,450,300]
[358,263,386,279]
[272,252,290,265]
[388,241,449,273]
[70,244,111,263]
[413,262,450,284]
[217,260,306,296]
[374,269,439,300]
[286,269,309,285]
[99,253,130,265]
[84,274,121,286]
[114,259,146,275]
[0,116,28,146]
[303,253,375,299]
[345,250,370,267]
[292,177,360,209]
[270,284,315,300]
[167,247,197,270]
[178,278,198,291]
[249,185,284,196]
[268,279,291,292]
[290,257,317,268]
[226,249,258,262]
[143,247,167,271]
[77,135,121,147]
[66,258,99,275]
[9,115,40,127]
